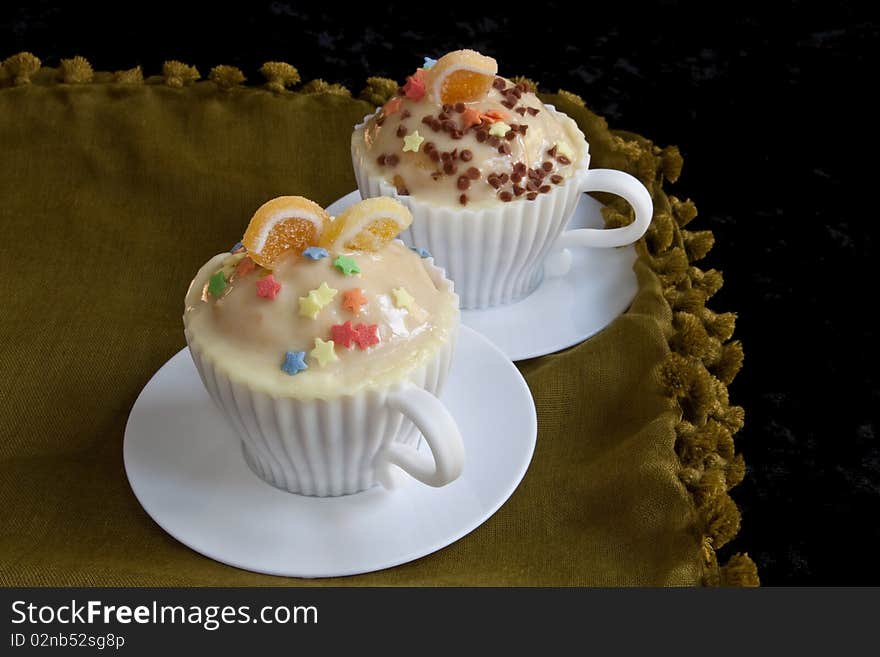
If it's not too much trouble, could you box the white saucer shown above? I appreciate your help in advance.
[124,326,536,579]
[327,192,638,361]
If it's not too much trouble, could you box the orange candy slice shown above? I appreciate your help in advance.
[320,198,413,252]
[428,50,498,105]
[242,196,331,268]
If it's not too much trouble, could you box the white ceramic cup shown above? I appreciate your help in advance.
[352,106,654,309]
[183,256,464,497]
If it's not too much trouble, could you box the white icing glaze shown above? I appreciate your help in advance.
[358,78,587,207]
[184,241,458,398]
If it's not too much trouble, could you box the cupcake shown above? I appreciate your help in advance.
[184,196,463,496]
[352,49,653,309]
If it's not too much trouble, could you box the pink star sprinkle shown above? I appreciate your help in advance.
[256,274,281,300]
[403,70,425,100]
[353,323,379,350]
[331,321,358,349]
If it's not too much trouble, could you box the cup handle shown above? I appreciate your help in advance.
[544,168,654,277]
[375,383,465,489]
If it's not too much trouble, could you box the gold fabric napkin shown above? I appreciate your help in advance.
[0,56,756,585]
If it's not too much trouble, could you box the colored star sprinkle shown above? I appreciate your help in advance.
[208,271,227,297]
[331,322,379,350]
[554,140,575,160]
[461,107,482,130]
[402,70,425,100]
[230,241,245,253]
[488,121,511,137]
[342,288,367,314]
[299,293,322,319]
[410,246,432,258]
[312,281,338,306]
[481,109,509,123]
[392,287,416,312]
[423,57,437,70]
[298,282,337,320]
[330,321,358,348]
[302,246,329,260]
[353,323,380,350]
[235,257,256,277]
[256,274,281,300]
[402,130,425,153]
[333,255,361,276]
[309,338,338,368]
[281,350,308,376]
[382,96,402,117]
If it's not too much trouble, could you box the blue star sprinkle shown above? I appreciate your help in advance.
[302,246,329,260]
[281,351,308,376]
[230,241,244,253]
[423,57,438,70]
[410,246,432,258]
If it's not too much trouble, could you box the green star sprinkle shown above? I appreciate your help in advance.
[208,271,227,297]
[333,255,361,276]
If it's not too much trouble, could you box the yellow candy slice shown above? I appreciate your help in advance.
[427,49,498,105]
[242,196,331,268]
[320,198,413,252]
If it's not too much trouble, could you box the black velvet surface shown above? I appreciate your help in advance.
[2,1,877,585]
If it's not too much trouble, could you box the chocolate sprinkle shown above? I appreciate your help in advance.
[527,107,540,116]
[493,77,506,90]
[551,174,563,184]
[542,161,553,171]
[539,185,551,193]
[516,107,527,116]
[438,111,450,121]
[488,176,502,189]
[498,143,511,155]
[511,172,522,183]
[457,175,470,190]
[557,155,572,165]
[461,149,473,162]
[396,125,407,138]
[454,102,466,113]
[499,191,513,202]
[499,173,510,184]
[459,194,468,206]
[514,162,527,175]
[476,131,488,143]
[548,145,558,157]
[376,154,386,166]
[386,154,399,166]
[401,109,411,119]
[505,130,516,141]
[430,151,441,162]
[513,184,525,196]
[422,115,433,125]
[467,167,480,180]
[527,192,538,200]
[443,162,457,175]
[489,135,501,147]
[501,100,515,109]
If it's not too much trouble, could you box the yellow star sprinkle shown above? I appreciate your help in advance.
[488,121,511,137]
[298,292,323,319]
[298,282,337,319]
[554,140,575,160]
[313,281,338,306]
[402,130,425,153]
[392,286,416,311]
[310,338,338,367]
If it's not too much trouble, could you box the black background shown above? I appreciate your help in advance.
[2,1,877,585]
